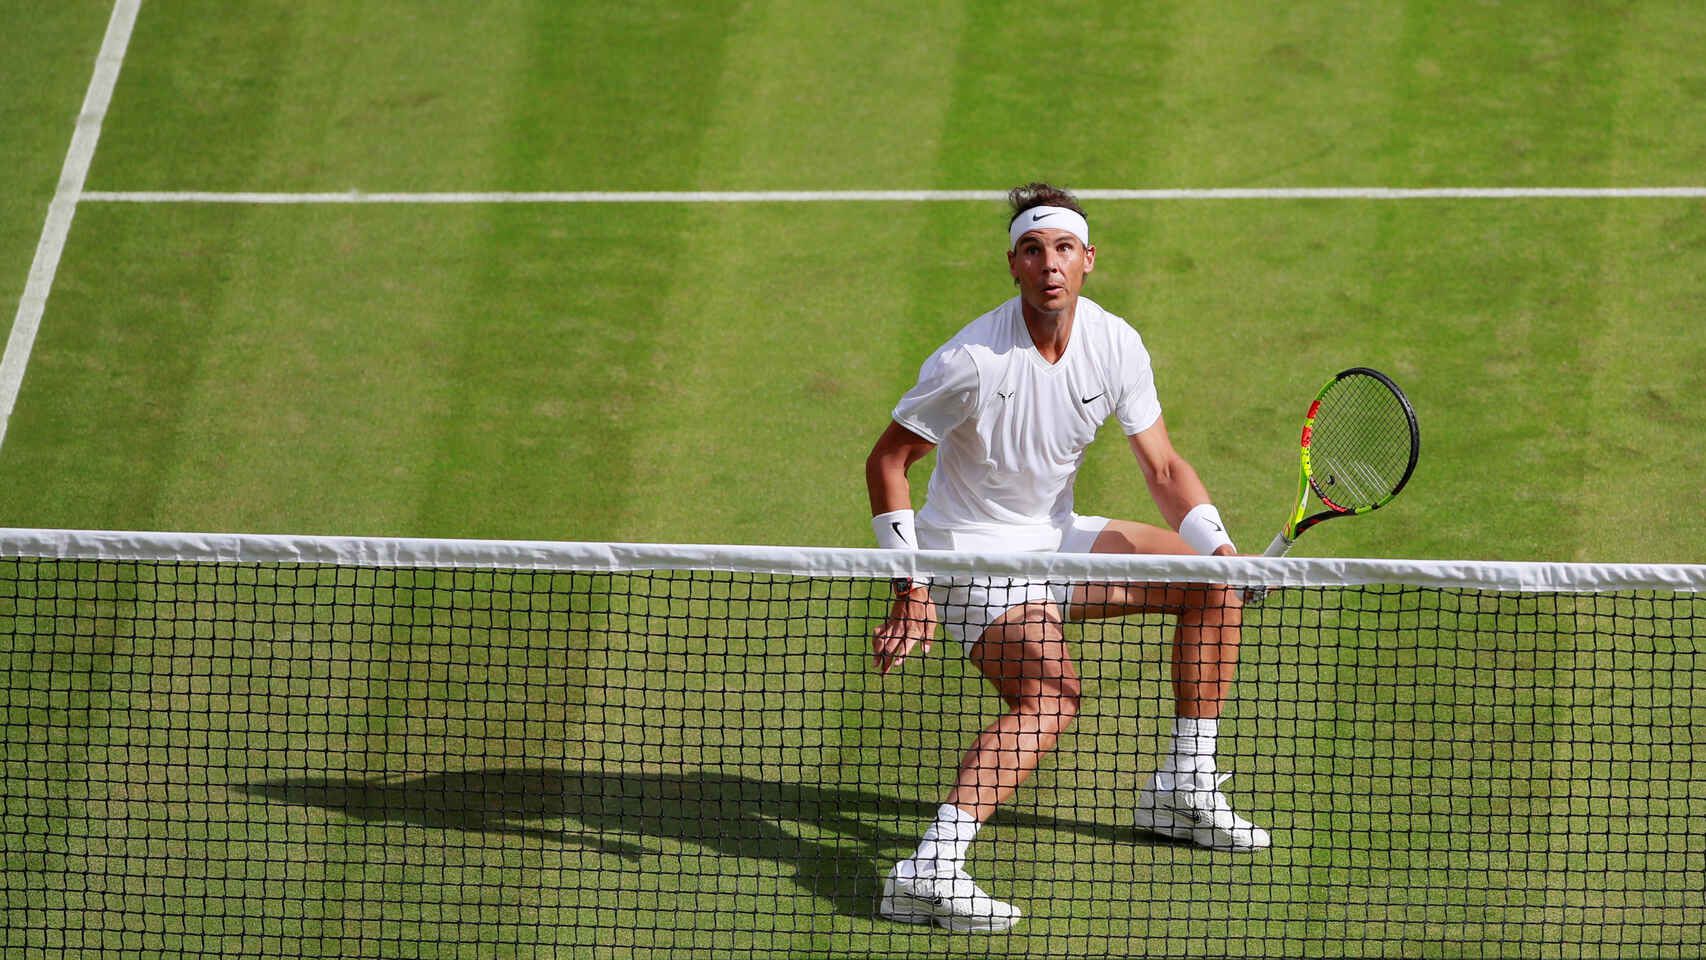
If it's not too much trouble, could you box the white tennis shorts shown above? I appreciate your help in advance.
[916,514,1110,650]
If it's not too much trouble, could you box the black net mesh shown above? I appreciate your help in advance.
[3,554,1703,958]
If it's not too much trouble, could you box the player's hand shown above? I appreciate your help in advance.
[872,590,938,675]
[1215,545,1265,603]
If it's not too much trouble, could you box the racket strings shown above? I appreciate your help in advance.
[1308,375,1414,508]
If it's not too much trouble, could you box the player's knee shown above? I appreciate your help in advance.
[1006,672,1080,726]
[1213,582,1244,619]
[1179,583,1243,626]
[1041,674,1083,724]
[1059,676,1083,721]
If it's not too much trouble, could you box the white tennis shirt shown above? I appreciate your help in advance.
[892,295,1162,551]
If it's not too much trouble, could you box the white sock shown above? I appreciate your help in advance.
[901,804,981,878]
[1157,716,1218,791]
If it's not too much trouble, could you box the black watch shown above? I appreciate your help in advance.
[891,577,916,598]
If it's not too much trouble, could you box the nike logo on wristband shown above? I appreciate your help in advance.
[1206,518,1223,532]
[890,522,908,544]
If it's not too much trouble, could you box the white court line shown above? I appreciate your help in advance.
[80,186,1706,204]
[0,0,142,452]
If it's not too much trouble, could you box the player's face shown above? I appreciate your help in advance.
[1007,228,1095,315]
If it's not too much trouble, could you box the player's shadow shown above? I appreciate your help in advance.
[242,767,1131,918]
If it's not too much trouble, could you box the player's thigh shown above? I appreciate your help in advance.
[1066,519,1240,620]
[1090,518,1187,556]
[967,603,1081,710]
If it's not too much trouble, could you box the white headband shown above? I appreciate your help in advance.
[1009,205,1090,251]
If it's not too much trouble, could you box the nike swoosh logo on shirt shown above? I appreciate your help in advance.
[1079,392,1104,404]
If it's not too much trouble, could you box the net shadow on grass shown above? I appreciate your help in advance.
[242,767,1134,919]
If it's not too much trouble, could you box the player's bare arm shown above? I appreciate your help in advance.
[1129,416,1237,557]
[866,422,940,673]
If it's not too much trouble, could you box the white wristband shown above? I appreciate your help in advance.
[1179,503,1235,555]
[872,509,917,550]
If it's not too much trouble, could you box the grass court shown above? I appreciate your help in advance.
[3,2,1704,957]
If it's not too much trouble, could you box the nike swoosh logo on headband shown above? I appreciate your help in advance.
[1030,211,1054,222]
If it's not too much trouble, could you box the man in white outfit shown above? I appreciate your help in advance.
[867,182,1269,933]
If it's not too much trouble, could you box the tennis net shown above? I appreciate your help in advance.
[3,528,1703,959]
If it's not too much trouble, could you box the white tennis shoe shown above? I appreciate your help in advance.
[1134,772,1272,852]
[878,863,1022,932]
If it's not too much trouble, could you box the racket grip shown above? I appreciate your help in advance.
[1242,533,1294,605]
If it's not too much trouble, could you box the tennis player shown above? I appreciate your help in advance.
[867,183,1268,933]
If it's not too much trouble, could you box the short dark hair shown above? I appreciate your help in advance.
[1007,182,1087,226]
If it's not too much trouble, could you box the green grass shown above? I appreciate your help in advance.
[3,1,1706,957]
[0,1,113,321]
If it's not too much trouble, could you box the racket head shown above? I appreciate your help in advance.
[1293,367,1419,535]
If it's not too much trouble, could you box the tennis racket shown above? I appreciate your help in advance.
[1249,368,1419,598]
